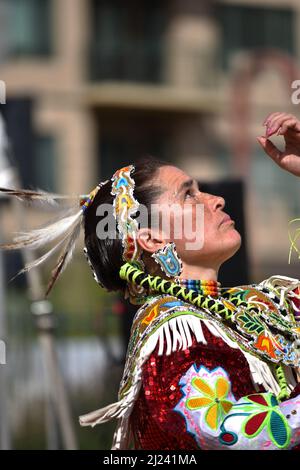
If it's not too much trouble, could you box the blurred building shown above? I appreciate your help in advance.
[1,0,300,281]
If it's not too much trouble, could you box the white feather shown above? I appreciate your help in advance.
[10,228,76,280]
[57,222,82,277]
[45,221,83,296]
[6,209,82,251]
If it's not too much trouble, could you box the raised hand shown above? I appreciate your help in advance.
[257,112,300,176]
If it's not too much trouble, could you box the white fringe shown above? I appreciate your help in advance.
[79,332,160,425]
[203,320,240,349]
[243,352,282,395]
[79,401,124,426]
[259,275,300,309]
[156,316,291,395]
[156,316,208,356]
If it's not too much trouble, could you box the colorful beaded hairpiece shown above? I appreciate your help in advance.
[81,166,145,292]
[110,165,144,270]
[80,182,107,213]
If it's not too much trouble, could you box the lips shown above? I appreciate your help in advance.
[220,214,233,226]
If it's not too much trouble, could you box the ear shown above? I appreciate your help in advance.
[137,228,166,254]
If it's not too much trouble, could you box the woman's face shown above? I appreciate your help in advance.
[151,165,242,269]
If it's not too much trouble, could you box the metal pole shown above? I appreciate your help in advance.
[15,200,78,450]
[0,111,12,450]
[19,244,60,450]
[0,0,12,448]
[0,220,11,450]
[33,306,78,450]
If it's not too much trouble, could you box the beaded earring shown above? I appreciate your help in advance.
[151,241,183,278]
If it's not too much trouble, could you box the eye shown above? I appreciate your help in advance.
[184,189,196,200]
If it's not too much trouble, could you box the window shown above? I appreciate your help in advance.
[96,112,170,179]
[217,4,295,69]
[4,0,51,57]
[90,0,167,83]
[100,132,166,180]
[34,135,56,192]
[13,133,57,192]
[2,99,57,191]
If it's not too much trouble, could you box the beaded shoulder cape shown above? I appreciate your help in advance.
[119,280,300,398]
[79,274,300,449]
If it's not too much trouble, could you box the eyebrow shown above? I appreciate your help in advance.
[176,178,199,197]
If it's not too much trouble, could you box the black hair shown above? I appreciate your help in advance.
[83,156,170,293]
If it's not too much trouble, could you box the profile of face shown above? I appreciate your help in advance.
[138,165,242,274]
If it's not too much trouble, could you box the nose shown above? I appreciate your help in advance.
[207,193,225,212]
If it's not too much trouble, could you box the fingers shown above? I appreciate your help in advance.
[263,112,300,137]
[278,118,300,135]
[257,136,284,167]
[263,112,282,126]
[266,113,290,136]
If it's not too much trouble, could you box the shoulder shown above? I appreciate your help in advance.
[222,277,300,319]
[130,293,212,345]
[126,294,208,360]
[133,294,191,327]
[127,293,239,362]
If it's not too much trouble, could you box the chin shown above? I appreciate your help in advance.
[224,229,242,259]
[229,226,242,242]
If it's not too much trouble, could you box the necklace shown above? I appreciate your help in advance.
[175,278,222,297]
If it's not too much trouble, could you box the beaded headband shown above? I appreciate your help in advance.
[110,165,144,270]
[82,165,145,291]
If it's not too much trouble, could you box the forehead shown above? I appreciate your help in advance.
[156,165,191,190]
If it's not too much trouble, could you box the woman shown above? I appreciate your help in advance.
[2,112,300,450]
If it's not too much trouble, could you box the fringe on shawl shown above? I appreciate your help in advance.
[259,275,300,311]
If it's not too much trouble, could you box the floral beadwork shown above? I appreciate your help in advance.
[174,365,235,445]
[219,393,291,449]
[175,365,292,450]
[253,333,282,359]
[186,375,233,430]
[242,394,291,448]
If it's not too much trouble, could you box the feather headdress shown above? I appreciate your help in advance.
[0,181,109,297]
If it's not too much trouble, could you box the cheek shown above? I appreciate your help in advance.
[171,205,195,239]
[202,213,239,249]
[179,205,214,247]
[202,212,216,240]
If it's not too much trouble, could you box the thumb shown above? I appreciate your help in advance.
[257,136,283,167]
